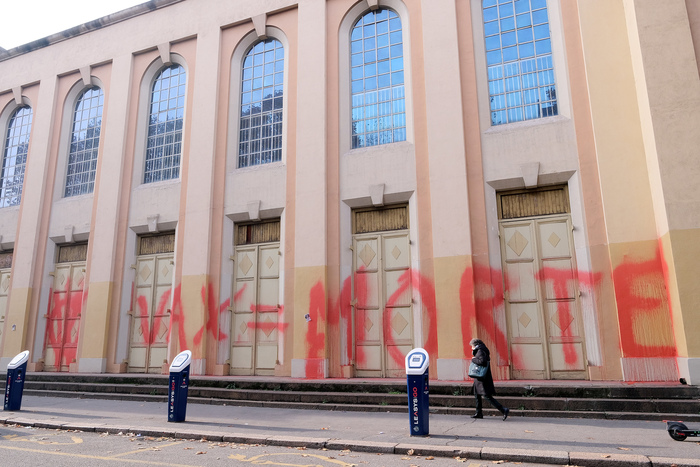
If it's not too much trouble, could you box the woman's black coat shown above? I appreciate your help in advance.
[471,343,496,396]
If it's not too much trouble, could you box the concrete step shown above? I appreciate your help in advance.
[7,373,699,422]
[21,380,700,409]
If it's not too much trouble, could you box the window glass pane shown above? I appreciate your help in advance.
[1,106,33,207]
[483,6,498,21]
[484,21,500,36]
[487,49,502,65]
[144,65,185,182]
[238,39,285,168]
[502,31,518,48]
[350,9,405,149]
[498,2,513,17]
[519,42,535,59]
[517,27,533,43]
[485,35,501,51]
[500,17,515,32]
[503,45,518,62]
[535,38,551,55]
[482,0,557,125]
[534,24,550,39]
[532,8,548,24]
[65,87,104,197]
[514,0,529,14]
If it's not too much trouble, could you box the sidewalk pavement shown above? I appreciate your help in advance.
[2,395,699,467]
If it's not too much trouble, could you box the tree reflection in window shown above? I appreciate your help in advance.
[483,0,558,125]
[239,39,284,168]
[351,8,406,149]
[65,87,104,197]
[1,106,32,208]
[144,64,186,183]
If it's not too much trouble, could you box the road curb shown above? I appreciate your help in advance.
[2,417,699,467]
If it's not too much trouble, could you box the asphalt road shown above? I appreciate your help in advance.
[0,424,557,467]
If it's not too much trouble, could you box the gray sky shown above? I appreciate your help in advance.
[1,0,146,50]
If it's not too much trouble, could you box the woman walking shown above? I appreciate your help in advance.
[470,338,509,420]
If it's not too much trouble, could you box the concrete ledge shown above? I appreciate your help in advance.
[221,433,271,444]
[5,417,38,427]
[456,446,484,459]
[569,452,651,467]
[394,443,464,457]
[325,439,397,453]
[124,426,176,438]
[649,457,700,467]
[60,423,97,432]
[482,447,569,464]
[266,436,329,449]
[173,430,222,441]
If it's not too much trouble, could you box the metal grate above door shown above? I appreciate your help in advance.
[353,205,408,234]
[498,186,569,220]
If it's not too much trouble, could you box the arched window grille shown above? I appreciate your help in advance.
[144,64,186,183]
[65,87,104,197]
[239,39,284,168]
[1,106,32,207]
[350,8,406,149]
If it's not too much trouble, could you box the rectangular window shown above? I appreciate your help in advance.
[483,0,558,125]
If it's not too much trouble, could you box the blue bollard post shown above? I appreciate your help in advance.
[4,350,30,411]
[405,348,429,436]
[167,350,192,422]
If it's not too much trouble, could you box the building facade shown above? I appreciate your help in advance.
[0,0,698,383]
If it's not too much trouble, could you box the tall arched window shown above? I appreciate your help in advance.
[238,39,284,168]
[65,87,104,197]
[350,8,406,149]
[483,0,558,125]
[144,64,186,183]
[1,106,32,208]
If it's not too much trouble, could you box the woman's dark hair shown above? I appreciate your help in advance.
[470,338,484,347]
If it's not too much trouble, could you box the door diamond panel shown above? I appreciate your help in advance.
[504,225,534,260]
[355,239,379,270]
[538,221,572,258]
[384,235,409,269]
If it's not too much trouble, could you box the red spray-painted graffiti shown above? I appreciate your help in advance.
[305,281,326,379]
[193,283,229,346]
[612,246,675,358]
[535,265,580,368]
[44,277,87,371]
[117,243,676,379]
[461,264,508,369]
[326,268,438,377]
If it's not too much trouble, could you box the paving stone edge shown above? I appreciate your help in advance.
[1,416,699,467]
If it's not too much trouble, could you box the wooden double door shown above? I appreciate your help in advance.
[500,216,588,380]
[353,230,413,378]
